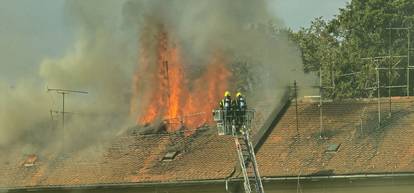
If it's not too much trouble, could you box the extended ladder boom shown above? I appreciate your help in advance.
[213,109,265,193]
[243,127,265,193]
[235,135,253,193]
[234,125,265,193]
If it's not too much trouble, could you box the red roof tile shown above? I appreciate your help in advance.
[2,98,414,189]
[0,127,237,188]
[256,98,414,177]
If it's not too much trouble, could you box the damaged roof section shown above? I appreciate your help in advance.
[326,144,340,153]
[23,154,37,167]
[162,151,179,161]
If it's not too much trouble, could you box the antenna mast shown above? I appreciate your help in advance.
[48,88,88,129]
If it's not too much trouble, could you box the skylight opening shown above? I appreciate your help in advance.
[162,151,179,161]
[325,144,340,153]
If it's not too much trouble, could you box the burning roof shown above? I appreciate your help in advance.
[130,27,231,132]
[3,98,414,190]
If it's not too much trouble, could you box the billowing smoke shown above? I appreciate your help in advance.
[0,81,50,148]
[0,0,314,154]
[125,0,315,128]
[0,0,135,153]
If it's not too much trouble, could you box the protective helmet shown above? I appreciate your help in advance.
[224,91,231,97]
[236,92,242,97]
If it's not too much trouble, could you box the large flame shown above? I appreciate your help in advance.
[130,27,231,132]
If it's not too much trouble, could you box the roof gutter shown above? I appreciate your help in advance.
[262,173,414,181]
[3,173,414,192]
[1,179,227,192]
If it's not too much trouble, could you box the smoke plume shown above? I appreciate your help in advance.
[0,0,134,153]
[0,0,314,154]
[125,0,315,128]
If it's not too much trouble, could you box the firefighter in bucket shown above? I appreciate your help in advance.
[234,92,247,128]
[219,91,233,128]
[219,91,233,110]
[213,91,252,136]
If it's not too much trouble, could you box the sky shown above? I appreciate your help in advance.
[0,0,350,84]
[271,0,350,30]
[0,0,70,83]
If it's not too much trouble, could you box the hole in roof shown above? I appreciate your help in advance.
[162,151,179,161]
[326,144,340,153]
[23,154,37,167]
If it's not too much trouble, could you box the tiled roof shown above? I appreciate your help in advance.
[256,98,414,177]
[2,97,414,189]
[0,127,237,189]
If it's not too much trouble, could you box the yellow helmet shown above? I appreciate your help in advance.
[236,92,242,97]
[224,91,231,97]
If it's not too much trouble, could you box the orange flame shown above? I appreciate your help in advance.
[131,27,231,133]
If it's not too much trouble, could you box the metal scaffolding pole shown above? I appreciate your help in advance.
[386,27,411,96]
[389,28,392,117]
[362,55,407,127]
[319,67,323,138]
[388,58,392,117]
[408,29,411,96]
[376,67,381,128]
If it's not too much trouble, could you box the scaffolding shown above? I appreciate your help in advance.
[386,27,411,96]
[313,27,413,130]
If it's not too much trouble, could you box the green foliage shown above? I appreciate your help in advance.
[291,0,414,98]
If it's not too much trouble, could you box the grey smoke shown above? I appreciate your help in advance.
[124,0,316,128]
[0,0,134,152]
[0,0,315,153]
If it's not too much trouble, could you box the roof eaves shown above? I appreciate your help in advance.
[0,179,229,192]
[262,172,414,182]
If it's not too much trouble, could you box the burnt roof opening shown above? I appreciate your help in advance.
[162,151,179,161]
[326,144,341,153]
[23,154,37,167]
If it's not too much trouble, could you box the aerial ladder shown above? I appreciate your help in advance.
[213,107,265,193]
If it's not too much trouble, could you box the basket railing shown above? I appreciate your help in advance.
[212,109,255,136]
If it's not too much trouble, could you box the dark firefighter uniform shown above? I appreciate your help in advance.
[219,91,233,111]
[234,92,247,126]
[219,91,233,126]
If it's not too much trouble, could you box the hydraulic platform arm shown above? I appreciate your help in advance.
[213,109,265,193]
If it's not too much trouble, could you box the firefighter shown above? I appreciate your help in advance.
[235,92,247,110]
[234,92,247,127]
[219,91,233,111]
[219,91,233,131]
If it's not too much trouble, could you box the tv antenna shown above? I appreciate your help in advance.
[47,88,88,129]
